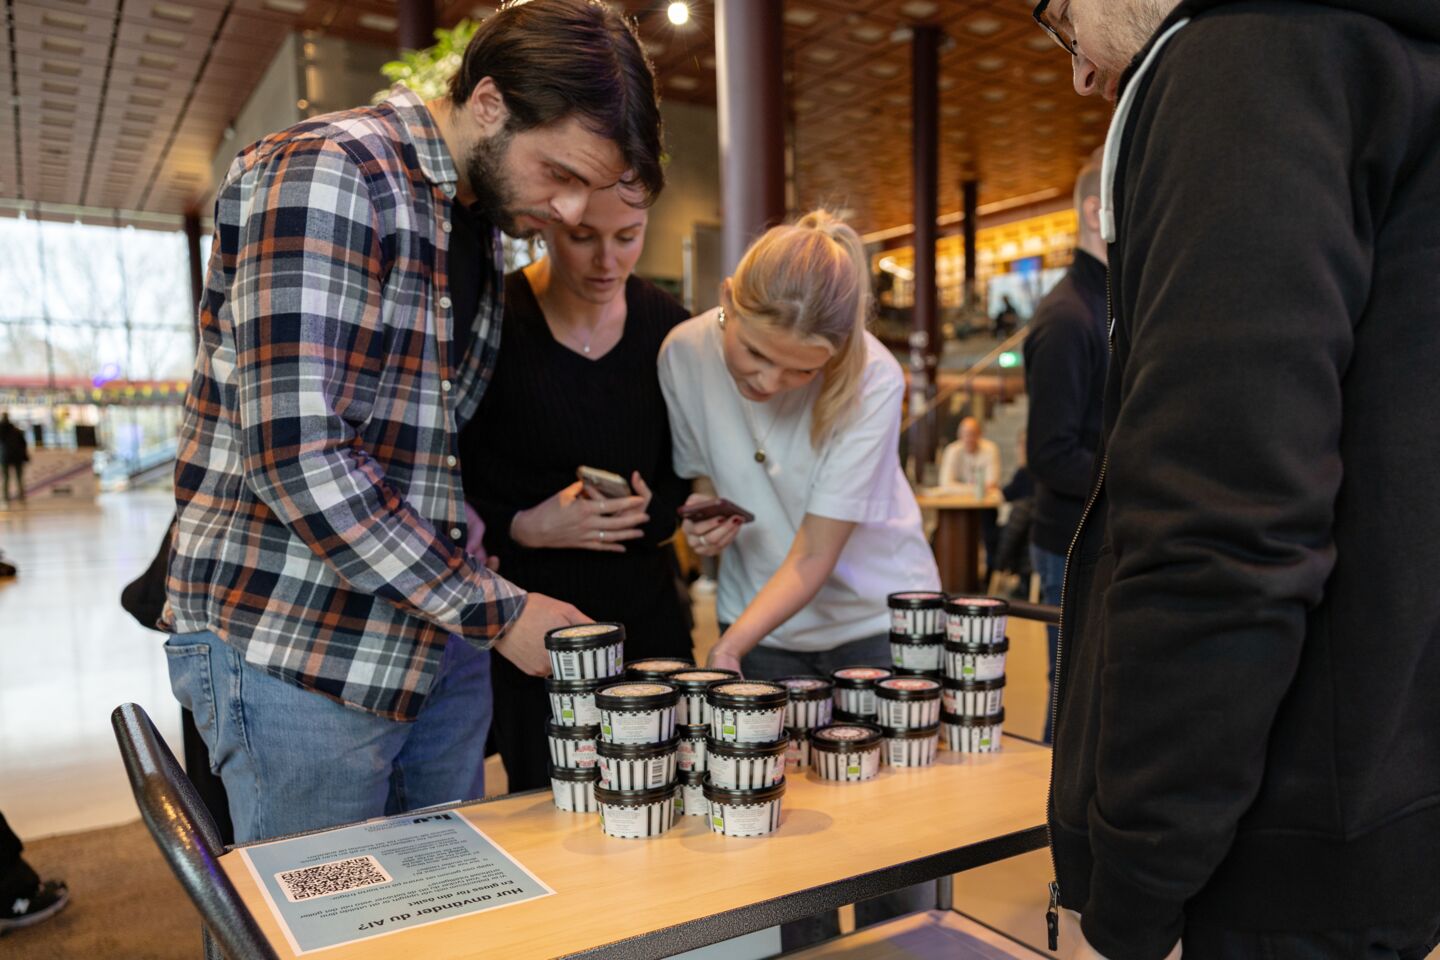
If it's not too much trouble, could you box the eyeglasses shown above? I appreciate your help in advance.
[1032,0,1078,56]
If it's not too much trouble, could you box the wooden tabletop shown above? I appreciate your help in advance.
[221,738,1051,959]
[915,489,1004,510]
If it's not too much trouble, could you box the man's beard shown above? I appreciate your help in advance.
[465,126,545,238]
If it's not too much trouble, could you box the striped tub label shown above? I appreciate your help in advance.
[550,642,625,681]
[708,753,783,791]
[884,734,939,767]
[547,735,598,768]
[599,706,677,744]
[709,706,786,743]
[598,799,674,839]
[549,691,601,727]
[551,778,598,812]
[709,798,783,837]
[878,698,943,730]
[812,746,881,782]
[598,752,677,791]
[943,649,1008,682]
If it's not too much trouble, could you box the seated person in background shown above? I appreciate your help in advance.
[460,186,693,793]
[938,416,1002,567]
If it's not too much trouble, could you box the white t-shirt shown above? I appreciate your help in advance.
[658,309,940,652]
[938,437,1002,490]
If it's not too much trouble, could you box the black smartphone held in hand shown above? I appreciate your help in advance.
[577,465,633,499]
[677,498,756,524]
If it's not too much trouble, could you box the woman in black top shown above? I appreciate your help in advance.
[460,188,693,791]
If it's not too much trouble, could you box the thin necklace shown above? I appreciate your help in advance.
[539,285,610,355]
[721,306,780,464]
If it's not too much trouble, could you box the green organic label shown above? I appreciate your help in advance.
[963,666,975,676]
[892,651,903,666]
[712,815,724,830]
[675,796,685,813]
[980,737,991,747]
[847,764,861,776]
[602,725,612,737]
[562,708,575,720]
[723,725,737,737]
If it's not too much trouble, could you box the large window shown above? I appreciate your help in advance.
[0,215,201,386]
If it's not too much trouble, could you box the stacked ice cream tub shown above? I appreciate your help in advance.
[544,624,625,814]
[665,666,738,820]
[702,680,791,836]
[940,596,1008,751]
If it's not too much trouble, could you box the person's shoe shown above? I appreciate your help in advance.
[0,880,70,934]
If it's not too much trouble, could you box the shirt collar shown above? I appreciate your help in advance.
[382,84,460,192]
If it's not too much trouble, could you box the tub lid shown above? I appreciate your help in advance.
[706,679,788,708]
[808,723,883,750]
[774,675,834,698]
[545,719,600,738]
[830,665,894,687]
[593,781,676,805]
[545,622,626,649]
[625,658,696,679]
[594,681,679,709]
[942,637,1011,654]
[549,763,600,782]
[668,668,741,688]
[875,676,943,700]
[941,708,1006,727]
[941,676,1007,692]
[943,595,1010,616]
[887,590,946,609]
[703,777,787,805]
[890,631,946,644]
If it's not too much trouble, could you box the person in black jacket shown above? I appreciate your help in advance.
[1022,152,1107,743]
[0,413,28,504]
[1033,1,1440,958]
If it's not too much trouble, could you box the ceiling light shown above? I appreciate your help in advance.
[667,2,689,26]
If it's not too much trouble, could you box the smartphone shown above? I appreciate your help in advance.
[677,498,756,524]
[577,465,632,499]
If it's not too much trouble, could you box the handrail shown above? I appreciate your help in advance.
[1006,599,1060,626]
[902,325,1030,432]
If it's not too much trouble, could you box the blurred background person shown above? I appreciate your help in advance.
[939,415,1003,567]
[461,186,693,793]
[1022,151,1106,743]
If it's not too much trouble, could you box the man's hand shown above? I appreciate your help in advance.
[462,502,499,570]
[492,593,591,676]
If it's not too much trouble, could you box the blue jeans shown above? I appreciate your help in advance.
[1030,544,1066,744]
[738,632,892,680]
[165,630,491,843]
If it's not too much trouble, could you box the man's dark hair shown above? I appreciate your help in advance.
[449,0,665,205]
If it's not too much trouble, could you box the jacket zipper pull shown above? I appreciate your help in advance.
[1046,880,1061,950]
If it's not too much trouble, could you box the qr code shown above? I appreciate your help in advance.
[275,855,393,902]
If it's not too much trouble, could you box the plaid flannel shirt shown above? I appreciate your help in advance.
[164,87,526,720]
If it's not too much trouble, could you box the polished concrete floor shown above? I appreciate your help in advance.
[0,486,1067,957]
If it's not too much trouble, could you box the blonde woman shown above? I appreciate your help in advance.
[659,211,940,678]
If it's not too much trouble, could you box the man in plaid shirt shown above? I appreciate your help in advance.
[162,0,665,843]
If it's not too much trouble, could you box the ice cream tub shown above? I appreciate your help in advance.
[546,719,598,769]
[705,779,786,838]
[675,771,708,818]
[705,736,787,790]
[546,677,604,727]
[880,724,940,767]
[668,668,741,725]
[595,783,676,839]
[809,723,884,782]
[889,632,945,672]
[676,723,709,774]
[785,727,810,770]
[888,590,947,637]
[832,708,870,725]
[597,734,679,790]
[829,666,894,717]
[943,638,1009,682]
[943,596,1009,646]
[549,763,599,812]
[545,623,625,680]
[596,682,678,744]
[776,676,834,730]
[625,657,696,681]
[707,680,789,743]
[941,677,1006,718]
[941,709,1005,753]
[873,676,943,730]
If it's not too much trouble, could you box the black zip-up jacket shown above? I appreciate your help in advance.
[1023,249,1108,556]
[1050,3,1440,958]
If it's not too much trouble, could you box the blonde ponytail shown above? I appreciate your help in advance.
[724,209,872,446]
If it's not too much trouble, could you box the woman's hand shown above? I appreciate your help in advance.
[681,492,744,557]
[706,645,744,676]
[511,480,649,553]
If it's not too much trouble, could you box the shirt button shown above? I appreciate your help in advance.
[441,380,452,392]
[441,220,452,233]
[442,185,455,198]
[439,295,452,309]
[450,527,463,540]
[446,455,457,467]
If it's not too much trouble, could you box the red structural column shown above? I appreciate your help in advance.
[398,0,437,53]
[909,24,942,470]
[716,0,786,275]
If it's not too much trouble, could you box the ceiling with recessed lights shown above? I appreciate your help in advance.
[1,0,1105,235]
